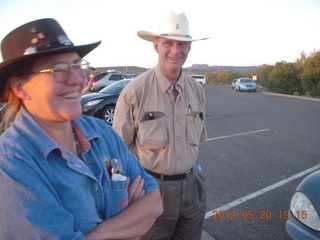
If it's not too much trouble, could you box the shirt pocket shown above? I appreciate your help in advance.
[187,111,204,146]
[106,179,128,218]
[138,112,167,150]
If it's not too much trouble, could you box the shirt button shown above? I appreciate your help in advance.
[87,160,92,165]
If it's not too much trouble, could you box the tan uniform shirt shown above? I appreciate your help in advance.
[113,65,206,175]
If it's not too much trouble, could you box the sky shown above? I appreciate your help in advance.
[0,0,319,69]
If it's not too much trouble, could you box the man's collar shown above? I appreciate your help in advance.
[155,65,185,92]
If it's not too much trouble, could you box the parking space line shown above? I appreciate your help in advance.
[206,128,271,142]
[206,116,223,120]
[204,164,320,219]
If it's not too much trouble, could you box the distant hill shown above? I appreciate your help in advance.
[184,64,259,73]
[96,65,259,74]
[95,66,147,74]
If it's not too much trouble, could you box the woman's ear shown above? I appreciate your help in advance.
[9,76,30,100]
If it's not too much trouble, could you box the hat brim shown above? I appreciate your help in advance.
[0,41,101,102]
[137,31,209,42]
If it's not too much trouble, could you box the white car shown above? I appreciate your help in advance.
[189,75,206,85]
[232,79,238,89]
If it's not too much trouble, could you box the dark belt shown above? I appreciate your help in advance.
[145,168,192,181]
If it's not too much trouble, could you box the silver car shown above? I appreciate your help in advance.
[235,78,257,92]
[91,72,132,92]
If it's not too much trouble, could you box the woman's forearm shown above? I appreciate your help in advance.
[85,190,163,240]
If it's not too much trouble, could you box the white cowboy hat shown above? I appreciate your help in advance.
[137,11,210,42]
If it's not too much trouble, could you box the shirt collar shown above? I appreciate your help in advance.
[15,107,92,161]
[155,65,185,93]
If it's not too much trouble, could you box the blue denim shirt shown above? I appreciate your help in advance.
[0,108,158,240]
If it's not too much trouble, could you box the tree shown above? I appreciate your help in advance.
[203,72,216,85]
[224,70,242,83]
[295,51,308,74]
[294,51,308,94]
[268,61,300,94]
[301,51,320,97]
[217,69,242,84]
[256,64,273,87]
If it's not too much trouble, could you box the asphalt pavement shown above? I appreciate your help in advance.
[200,85,320,240]
[202,230,216,240]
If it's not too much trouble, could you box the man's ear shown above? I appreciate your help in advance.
[9,76,29,100]
[153,38,159,53]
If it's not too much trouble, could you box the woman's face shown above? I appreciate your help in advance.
[11,52,87,123]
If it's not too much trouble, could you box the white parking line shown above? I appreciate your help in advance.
[206,116,223,120]
[204,164,320,219]
[206,128,271,141]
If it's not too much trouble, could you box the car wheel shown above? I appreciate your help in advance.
[102,106,115,125]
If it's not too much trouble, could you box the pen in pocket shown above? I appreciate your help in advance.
[195,114,200,124]
[188,103,192,113]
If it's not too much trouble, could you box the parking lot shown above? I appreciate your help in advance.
[199,85,320,240]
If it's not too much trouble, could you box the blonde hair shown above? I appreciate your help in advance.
[2,63,33,130]
[3,82,22,130]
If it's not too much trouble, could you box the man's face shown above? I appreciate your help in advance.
[154,37,191,73]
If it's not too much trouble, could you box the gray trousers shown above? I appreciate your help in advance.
[141,167,206,240]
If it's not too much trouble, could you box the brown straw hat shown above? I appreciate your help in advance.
[0,18,101,101]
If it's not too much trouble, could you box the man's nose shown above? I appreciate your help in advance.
[171,42,181,53]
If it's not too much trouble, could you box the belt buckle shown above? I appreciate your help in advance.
[184,169,192,178]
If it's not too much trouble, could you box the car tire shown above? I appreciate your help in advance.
[102,105,115,125]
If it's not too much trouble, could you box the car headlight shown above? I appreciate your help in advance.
[290,192,320,230]
[82,99,104,107]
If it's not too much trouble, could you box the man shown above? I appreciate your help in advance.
[113,11,209,240]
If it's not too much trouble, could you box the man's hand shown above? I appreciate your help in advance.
[127,175,145,205]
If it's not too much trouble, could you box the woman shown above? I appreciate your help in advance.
[0,18,162,239]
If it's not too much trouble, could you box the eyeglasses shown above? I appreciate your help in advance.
[29,59,90,83]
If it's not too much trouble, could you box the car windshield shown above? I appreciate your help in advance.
[123,75,132,79]
[240,79,253,83]
[94,72,108,80]
[191,75,204,79]
[99,80,130,94]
